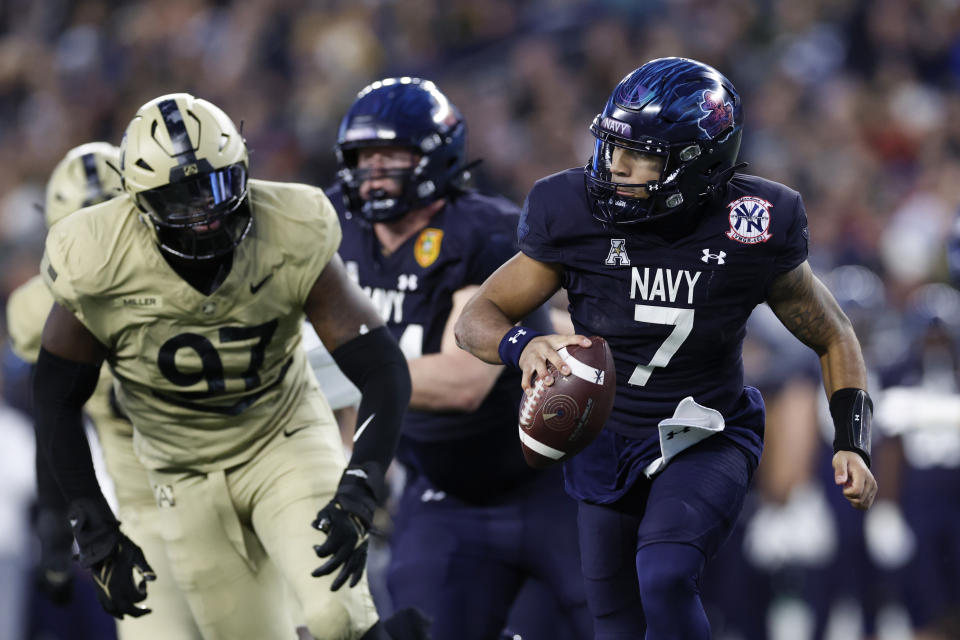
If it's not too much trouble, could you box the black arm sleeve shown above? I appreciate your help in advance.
[23,360,67,514]
[34,347,119,563]
[330,326,411,504]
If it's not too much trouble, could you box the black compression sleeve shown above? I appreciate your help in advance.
[331,326,411,504]
[28,362,67,514]
[36,445,68,512]
[34,348,119,564]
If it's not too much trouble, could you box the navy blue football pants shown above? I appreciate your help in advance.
[387,465,591,640]
[577,435,755,639]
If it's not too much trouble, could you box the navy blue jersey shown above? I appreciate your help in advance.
[331,185,539,440]
[519,168,808,456]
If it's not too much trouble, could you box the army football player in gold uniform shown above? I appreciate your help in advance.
[32,94,425,640]
[8,142,203,639]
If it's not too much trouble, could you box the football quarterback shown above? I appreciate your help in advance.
[456,57,876,638]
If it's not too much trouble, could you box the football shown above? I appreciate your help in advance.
[517,336,616,468]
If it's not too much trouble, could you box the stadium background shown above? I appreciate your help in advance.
[0,1,958,639]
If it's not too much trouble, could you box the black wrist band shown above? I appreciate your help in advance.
[829,388,872,468]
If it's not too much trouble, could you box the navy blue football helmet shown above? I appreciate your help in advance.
[585,57,744,226]
[336,77,468,223]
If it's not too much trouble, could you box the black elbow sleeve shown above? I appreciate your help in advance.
[331,326,411,503]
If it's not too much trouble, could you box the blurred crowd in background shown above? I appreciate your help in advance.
[0,0,958,639]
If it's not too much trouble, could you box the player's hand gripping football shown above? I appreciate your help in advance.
[518,334,593,393]
[833,450,878,510]
[89,533,156,619]
[312,469,378,591]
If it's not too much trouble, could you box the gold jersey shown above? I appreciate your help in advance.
[6,274,126,440]
[41,179,341,471]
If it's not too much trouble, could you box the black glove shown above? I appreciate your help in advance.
[89,533,156,619]
[34,506,75,605]
[311,464,384,591]
[69,497,155,619]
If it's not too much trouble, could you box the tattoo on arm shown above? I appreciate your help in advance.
[767,263,849,355]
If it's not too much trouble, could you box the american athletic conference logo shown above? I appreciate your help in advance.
[726,196,772,245]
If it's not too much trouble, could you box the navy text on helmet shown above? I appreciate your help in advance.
[585,57,744,226]
[336,77,468,223]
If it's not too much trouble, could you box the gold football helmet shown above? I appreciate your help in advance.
[121,93,250,260]
[44,142,123,228]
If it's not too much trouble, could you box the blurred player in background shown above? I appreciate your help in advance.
[6,142,202,640]
[31,93,425,640]
[456,57,877,639]
[330,77,590,640]
[876,283,960,640]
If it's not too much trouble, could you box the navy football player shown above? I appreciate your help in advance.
[331,77,590,639]
[875,284,960,637]
[7,142,202,639]
[31,94,427,640]
[456,58,877,638]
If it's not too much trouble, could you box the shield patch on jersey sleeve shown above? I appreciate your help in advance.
[413,228,444,268]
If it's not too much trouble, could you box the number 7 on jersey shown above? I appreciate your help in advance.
[627,305,695,387]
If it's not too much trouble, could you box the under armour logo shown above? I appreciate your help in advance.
[666,427,692,440]
[605,239,631,266]
[508,329,527,344]
[701,249,726,264]
[854,414,860,422]
[397,274,418,291]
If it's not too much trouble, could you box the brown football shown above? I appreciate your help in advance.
[517,336,616,469]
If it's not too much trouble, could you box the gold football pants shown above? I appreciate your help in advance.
[146,413,378,640]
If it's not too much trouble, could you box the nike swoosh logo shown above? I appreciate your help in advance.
[93,564,114,599]
[543,412,558,421]
[250,273,274,294]
[353,413,375,443]
[283,424,310,437]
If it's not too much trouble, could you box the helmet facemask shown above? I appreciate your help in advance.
[585,117,743,227]
[136,162,251,260]
[337,146,434,224]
